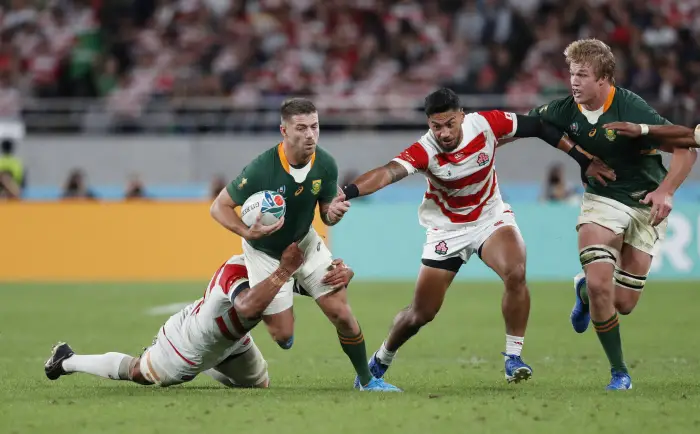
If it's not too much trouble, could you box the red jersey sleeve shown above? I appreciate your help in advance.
[477,110,518,139]
[393,142,429,174]
[216,263,248,295]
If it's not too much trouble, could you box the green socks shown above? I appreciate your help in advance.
[338,329,373,385]
[593,313,628,373]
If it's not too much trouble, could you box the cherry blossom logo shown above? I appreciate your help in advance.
[435,241,448,255]
[477,152,490,167]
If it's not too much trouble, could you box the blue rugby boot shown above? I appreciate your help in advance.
[356,376,402,392]
[606,369,632,390]
[503,353,533,383]
[571,272,591,333]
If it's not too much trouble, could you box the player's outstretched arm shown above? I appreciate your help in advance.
[319,189,350,226]
[341,161,409,200]
[512,115,617,186]
[210,187,283,240]
[603,122,699,148]
[234,243,304,319]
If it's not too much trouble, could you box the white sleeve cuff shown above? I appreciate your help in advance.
[504,112,518,139]
[392,157,417,175]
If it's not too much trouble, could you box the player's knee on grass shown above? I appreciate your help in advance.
[130,357,154,386]
[214,345,269,388]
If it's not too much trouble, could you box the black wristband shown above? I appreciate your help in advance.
[568,146,592,171]
[342,183,359,200]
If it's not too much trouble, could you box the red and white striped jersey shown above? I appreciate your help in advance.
[392,110,518,231]
[162,255,255,369]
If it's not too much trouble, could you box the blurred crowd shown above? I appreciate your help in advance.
[0,0,698,130]
[0,136,231,200]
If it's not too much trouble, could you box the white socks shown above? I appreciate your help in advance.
[375,341,396,366]
[62,353,134,380]
[505,335,524,359]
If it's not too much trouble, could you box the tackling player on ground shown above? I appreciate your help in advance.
[45,244,354,388]
[210,98,400,392]
[527,39,697,390]
[340,88,614,386]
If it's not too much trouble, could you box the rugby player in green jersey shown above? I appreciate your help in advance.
[528,39,697,390]
[210,98,400,392]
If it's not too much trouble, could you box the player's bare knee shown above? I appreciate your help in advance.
[326,305,356,332]
[614,300,636,315]
[502,263,527,292]
[264,316,294,348]
[585,274,611,294]
[585,274,614,302]
[579,245,617,300]
[410,305,437,326]
[271,330,294,349]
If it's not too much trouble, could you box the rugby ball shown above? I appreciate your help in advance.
[240,190,286,227]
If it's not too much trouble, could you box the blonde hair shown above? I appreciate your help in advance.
[564,39,616,84]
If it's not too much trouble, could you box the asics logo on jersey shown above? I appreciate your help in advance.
[589,128,597,137]
[477,153,490,167]
[295,186,304,196]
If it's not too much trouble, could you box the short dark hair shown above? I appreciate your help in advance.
[1,139,13,154]
[281,98,317,122]
[424,88,461,116]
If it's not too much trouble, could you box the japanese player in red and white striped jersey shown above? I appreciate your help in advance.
[44,243,354,388]
[340,87,615,384]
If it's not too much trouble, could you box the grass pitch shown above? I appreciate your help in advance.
[1,281,699,434]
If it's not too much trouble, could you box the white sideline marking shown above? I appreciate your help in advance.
[146,302,190,316]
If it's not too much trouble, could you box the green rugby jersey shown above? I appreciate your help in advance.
[529,86,670,208]
[227,143,338,258]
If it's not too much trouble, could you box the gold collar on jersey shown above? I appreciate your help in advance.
[577,86,616,114]
[278,142,316,174]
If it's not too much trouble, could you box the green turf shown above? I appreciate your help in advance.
[1,281,699,434]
